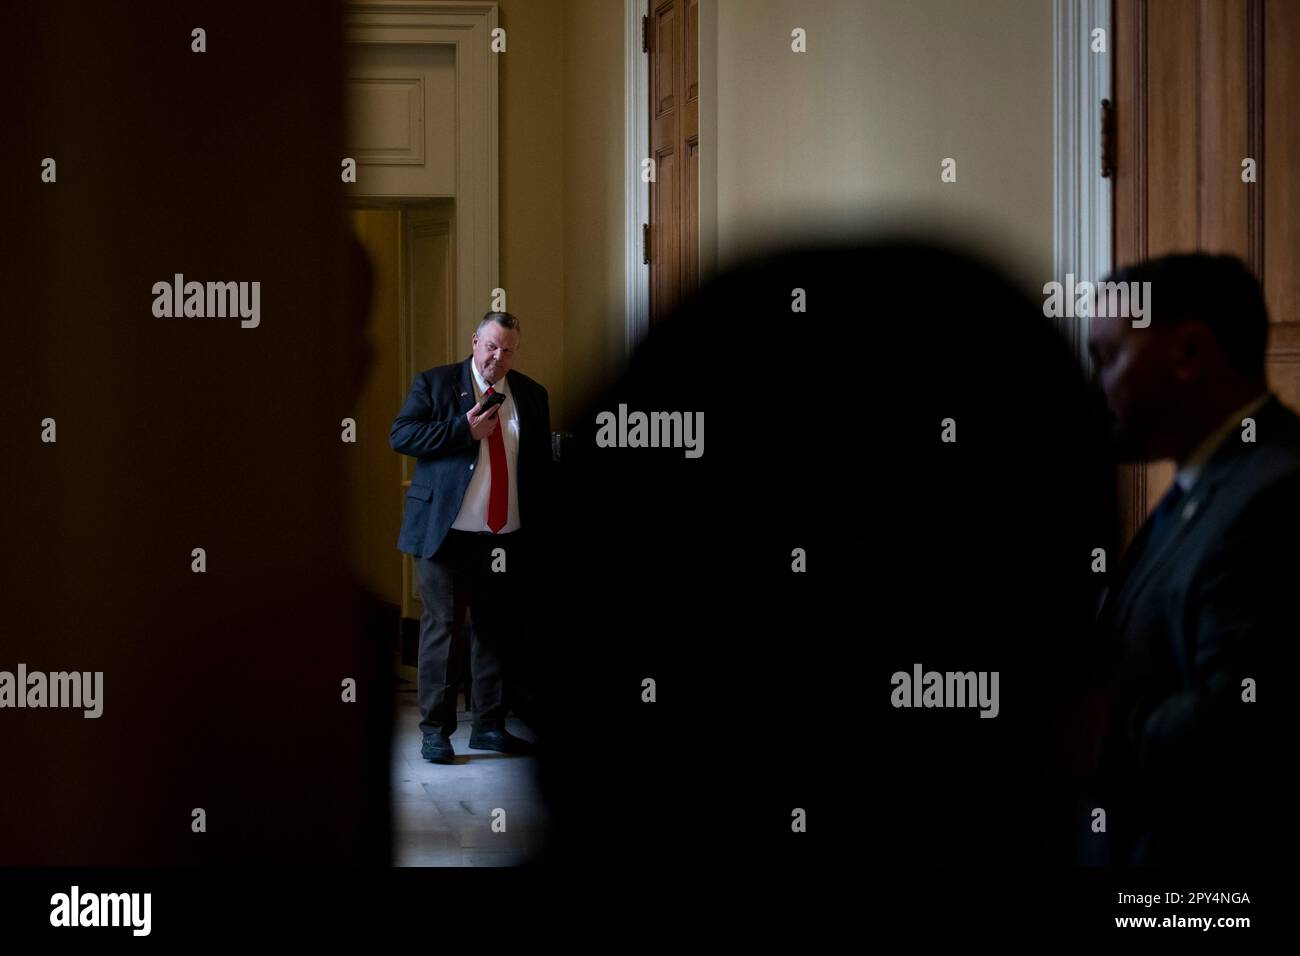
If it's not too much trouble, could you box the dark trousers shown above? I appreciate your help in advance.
[413,528,526,738]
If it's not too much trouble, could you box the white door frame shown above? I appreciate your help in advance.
[1053,0,1113,374]
[624,0,651,359]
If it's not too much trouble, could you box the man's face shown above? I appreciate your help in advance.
[472,325,518,384]
[1088,312,1181,461]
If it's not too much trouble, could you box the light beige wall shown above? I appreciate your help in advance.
[711,0,1055,283]
[498,0,629,428]
[498,0,569,420]
[357,1,1049,426]
[699,0,720,282]
[563,0,628,413]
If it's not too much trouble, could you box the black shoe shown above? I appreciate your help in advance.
[467,728,536,755]
[421,732,455,764]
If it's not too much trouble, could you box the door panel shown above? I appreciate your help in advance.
[649,0,700,325]
[1113,0,1300,543]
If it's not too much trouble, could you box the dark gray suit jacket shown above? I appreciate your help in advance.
[1094,394,1300,865]
[390,356,551,558]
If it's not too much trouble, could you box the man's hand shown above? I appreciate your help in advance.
[467,401,501,440]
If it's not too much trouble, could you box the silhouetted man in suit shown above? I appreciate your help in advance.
[1088,253,1298,866]
[391,311,550,763]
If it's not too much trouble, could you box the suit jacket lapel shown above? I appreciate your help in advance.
[1107,435,1256,636]
[505,369,529,427]
[1110,482,1211,636]
[456,356,478,415]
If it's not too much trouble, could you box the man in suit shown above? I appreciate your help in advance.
[390,311,551,764]
[1087,253,1299,865]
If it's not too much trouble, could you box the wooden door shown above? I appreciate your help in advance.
[648,0,700,324]
[1112,0,1300,542]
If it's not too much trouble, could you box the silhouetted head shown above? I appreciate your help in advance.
[1087,253,1269,463]
[535,236,1115,871]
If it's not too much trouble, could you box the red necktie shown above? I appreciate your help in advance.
[483,386,509,532]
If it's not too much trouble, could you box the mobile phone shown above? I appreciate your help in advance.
[478,391,506,415]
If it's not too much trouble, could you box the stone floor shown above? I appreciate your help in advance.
[392,683,546,866]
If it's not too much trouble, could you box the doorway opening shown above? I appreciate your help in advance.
[348,199,456,686]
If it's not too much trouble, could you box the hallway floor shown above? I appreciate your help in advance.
[392,685,546,866]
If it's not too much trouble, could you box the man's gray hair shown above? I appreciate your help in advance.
[476,311,521,337]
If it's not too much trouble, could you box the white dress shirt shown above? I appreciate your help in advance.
[451,357,522,533]
[1173,392,1271,493]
